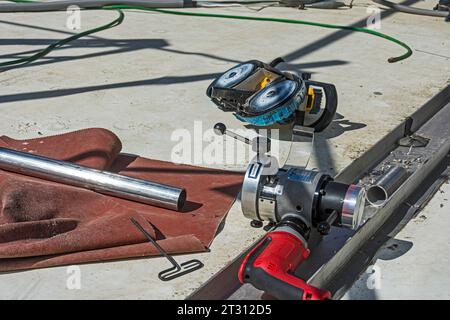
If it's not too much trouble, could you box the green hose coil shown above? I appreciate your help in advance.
[0,1,413,70]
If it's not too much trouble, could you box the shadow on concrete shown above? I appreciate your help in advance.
[245,112,366,175]
[376,237,414,261]
[0,19,105,38]
[0,0,420,92]
[321,113,367,140]
[343,237,413,300]
[313,113,367,175]
[0,72,221,104]
[0,37,247,70]
[0,38,170,70]
[0,37,351,73]
[282,0,421,65]
[312,113,366,175]
[280,59,349,73]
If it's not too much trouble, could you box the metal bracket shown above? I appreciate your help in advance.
[284,125,315,169]
[398,134,430,148]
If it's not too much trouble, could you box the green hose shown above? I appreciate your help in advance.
[0,1,413,70]
[0,9,125,69]
[108,6,412,63]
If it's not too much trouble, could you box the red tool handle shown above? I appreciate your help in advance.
[238,231,331,300]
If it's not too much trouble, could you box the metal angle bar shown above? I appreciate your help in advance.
[328,154,450,299]
[309,102,450,296]
[337,86,450,184]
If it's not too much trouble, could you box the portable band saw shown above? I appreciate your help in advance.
[209,59,366,300]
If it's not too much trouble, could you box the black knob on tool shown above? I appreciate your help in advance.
[213,123,227,136]
[317,222,331,235]
[250,220,263,228]
[213,123,271,154]
[213,122,251,145]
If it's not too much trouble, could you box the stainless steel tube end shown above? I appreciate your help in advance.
[366,185,389,207]
[366,166,408,207]
[177,189,187,211]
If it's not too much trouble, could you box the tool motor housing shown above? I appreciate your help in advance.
[238,154,365,300]
[242,156,365,233]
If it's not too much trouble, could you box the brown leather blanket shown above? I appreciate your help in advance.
[0,128,243,272]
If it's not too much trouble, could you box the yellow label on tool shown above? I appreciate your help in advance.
[306,87,315,113]
[260,77,271,89]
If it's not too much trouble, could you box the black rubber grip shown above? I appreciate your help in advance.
[306,81,338,132]
[241,237,305,300]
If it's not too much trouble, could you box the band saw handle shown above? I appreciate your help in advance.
[305,81,338,132]
[238,231,331,300]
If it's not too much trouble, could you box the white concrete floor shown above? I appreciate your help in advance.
[0,2,449,299]
[343,181,450,300]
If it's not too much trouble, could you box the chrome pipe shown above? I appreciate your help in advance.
[0,147,186,211]
[366,166,408,207]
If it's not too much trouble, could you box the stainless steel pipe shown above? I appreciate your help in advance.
[0,147,186,211]
[366,166,408,207]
